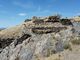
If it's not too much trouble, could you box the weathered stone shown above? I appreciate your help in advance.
[0,15,80,60]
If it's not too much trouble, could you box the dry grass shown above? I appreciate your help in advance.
[0,21,33,39]
[71,38,80,45]
[0,24,23,39]
[45,54,63,60]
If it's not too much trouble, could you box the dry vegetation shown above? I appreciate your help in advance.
[71,37,80,45]
[0,25,23,39]
[63,43,72,51]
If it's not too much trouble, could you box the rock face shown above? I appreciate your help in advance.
[0,16,80,60]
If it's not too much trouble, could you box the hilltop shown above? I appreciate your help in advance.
[0,15,80,60]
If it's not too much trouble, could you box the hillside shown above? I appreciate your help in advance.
[0,28,5,31]
[0,15,80,60]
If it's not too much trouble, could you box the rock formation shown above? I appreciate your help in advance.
[73,16,80,22]
[0,15,80,60]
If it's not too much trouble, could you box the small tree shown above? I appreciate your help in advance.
[32,16,38,21]
[24,19,31,22]
[48,14,61,22]
[60,18,73,25]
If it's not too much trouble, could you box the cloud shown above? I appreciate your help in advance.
[18,13,27,16]
[13,1,34,9]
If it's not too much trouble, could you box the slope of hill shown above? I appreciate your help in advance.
[0,15,80,60]
[0,28,5,31]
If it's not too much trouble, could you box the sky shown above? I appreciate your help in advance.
[0,0,80,27]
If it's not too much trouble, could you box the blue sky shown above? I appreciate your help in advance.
[0,0,80,27]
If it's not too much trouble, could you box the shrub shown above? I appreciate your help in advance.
[32,16,38,21]
[47,15,61,22]
[24,19,31,22]
[60,19,73,25]
[45,49,56,57]
[71,38,80,45]
[63,43,72,50]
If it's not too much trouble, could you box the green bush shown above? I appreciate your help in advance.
[24,19,31,22]
[63,43,72,50]
[60,19,72,25]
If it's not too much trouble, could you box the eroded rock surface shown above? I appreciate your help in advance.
[0,16,80,60]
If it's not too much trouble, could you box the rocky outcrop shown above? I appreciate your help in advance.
[0,15,80,60]
[73,16,80,22]
[32,27,67,34]
[0,26,76,60]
